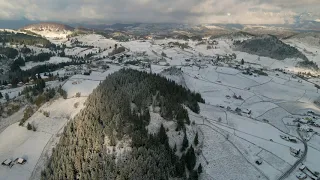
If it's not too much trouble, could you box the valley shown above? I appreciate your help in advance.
[0,23,320,180]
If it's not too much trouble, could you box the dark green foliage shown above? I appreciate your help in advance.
[186,146,196,171]
[21,79,46,96]
[298,60,319,71]
[159,124,168,144]
[253,69,268,76]
[0,47,18,59]
[41,69,203,180]
[58,85,67,99]
[188,171,199,180]
[0,31,53,47]
[188,170,199,180]
[181,132,189,152]
[241,59,244,65]
[11,56,25,70]
[108,46,125,56]
[234,35,308,61]
[25,53,54,62]
[0,92,2,99]
[20,106,34,126]
[21,46,31,54]
[124,60,140,65]
[198,163,203,174]
[194,132,199,146]
[27,123,32,130]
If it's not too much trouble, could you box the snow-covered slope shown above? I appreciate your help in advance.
[21,22,74,39]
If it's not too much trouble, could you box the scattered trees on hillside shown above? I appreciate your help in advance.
[108,46,125,56]
[58,85,67,99]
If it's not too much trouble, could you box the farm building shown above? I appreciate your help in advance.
[296,172,307,179]
[16,158,27,165]
[299,164,306,171]
[1,159,12,166]
[290,147,301,157]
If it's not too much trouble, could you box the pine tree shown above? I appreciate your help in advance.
[173,143,177,152]
[241,59,244,65]
[181,132,189,152]
[0,92,3,99]
[197,163,203,174]
[194,132,199,146]
[186,146,196,171]
[5,93,9,102]
[159,124,168,144]
[27,123,32,130]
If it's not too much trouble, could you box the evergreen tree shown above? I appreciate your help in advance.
[5,93,9,102]
[188,170,199,180]
[0,92,2,99]
[241,59,244,65]
[27,123,32,130]
[159,124,168,144]
[173,143,177,153]
[186,146,196,171]
[197,163,203,174]
[181,132,189,152]
[194,132,199,146]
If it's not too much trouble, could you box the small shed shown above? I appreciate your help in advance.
[2,159,12,166]
[296,172,307,179]
[16,158,27,165]
[290,147,300,157]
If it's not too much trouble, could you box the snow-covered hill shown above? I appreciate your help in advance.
[21,22,74,39]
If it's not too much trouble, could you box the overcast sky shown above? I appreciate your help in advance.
[1,0,320,24]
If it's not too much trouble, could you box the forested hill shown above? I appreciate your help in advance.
[233,35,308,61]
[41,69,205,180]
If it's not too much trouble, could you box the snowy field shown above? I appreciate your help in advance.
[0,98,86,180]
[62,65,122,98]
[21,57,72,70]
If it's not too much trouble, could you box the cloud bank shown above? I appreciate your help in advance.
[0,0,320,24]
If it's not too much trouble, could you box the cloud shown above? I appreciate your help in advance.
[0,0,319,24]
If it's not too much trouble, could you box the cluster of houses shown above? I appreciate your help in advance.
[1,157,27,168]
[0,82,25,90]
[294,116,320,133]
[61,64,92,77]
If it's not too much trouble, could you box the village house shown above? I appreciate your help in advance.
[1,159,12,167]
[290,147,301,157]
[16,158,27,165]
